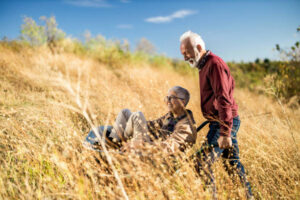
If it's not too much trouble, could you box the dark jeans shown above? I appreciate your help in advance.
[195,116,253,198]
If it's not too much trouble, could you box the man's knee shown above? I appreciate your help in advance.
[120,108,132,118]
[131,111,145,121]
[121,108,131,114]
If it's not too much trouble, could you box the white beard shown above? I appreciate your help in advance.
[186,47,201,68]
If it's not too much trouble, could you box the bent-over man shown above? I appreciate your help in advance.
[179,31,253,199]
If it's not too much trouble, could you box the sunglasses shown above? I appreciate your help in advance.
[164,96,184,102]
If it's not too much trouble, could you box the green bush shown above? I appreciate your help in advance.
[228,27,299,104]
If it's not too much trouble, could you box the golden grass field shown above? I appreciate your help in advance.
[0,45,299,200]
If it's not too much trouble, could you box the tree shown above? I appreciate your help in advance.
[20,17,46,46]
[20,16,65,53]
[276,26,300,62]
[40,16,65,52]
[135,38,155,55]
[272,27,300,103]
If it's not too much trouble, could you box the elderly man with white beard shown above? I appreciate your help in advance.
[179,31,254,199]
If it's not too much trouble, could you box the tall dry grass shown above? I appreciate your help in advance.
[0,45,299,200]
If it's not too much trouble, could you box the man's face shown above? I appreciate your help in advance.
[180,38,200,68]
[165,90,185,113]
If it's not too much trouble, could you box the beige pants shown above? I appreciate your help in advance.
[109,109,150,143]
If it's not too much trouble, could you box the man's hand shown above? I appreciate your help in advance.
[217,135,232,149]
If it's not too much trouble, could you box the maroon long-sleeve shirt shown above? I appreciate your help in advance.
[197,51,238,136]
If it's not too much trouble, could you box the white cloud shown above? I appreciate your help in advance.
[145,9,197,23]
[64,0,111,7]
[116,24,133,29]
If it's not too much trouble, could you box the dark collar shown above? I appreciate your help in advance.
[168,109,193,121]
[196,50,211,71]
[167,112,186,121]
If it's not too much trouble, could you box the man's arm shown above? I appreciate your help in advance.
[209,61,234,149]
[209,62,234,137]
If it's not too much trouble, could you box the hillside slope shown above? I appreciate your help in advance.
[0,46,299,199]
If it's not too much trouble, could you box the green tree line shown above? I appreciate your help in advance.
[1,16,299,105]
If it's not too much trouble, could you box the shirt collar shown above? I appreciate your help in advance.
[196,50,211,71]
[167,109,193,121]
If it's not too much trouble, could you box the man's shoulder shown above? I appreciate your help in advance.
[205,52,230,74]
[207,52,226,66]
[175,114,197,135]
[177,110,196,127]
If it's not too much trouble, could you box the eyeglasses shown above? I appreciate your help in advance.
[164,96,184,102]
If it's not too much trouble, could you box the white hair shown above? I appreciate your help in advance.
[180,30,206,50]
[169,86,190,106]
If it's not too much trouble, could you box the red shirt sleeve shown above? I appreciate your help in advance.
[209,61,233,136]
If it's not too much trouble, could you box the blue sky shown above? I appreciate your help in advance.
[0,0,299,62]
